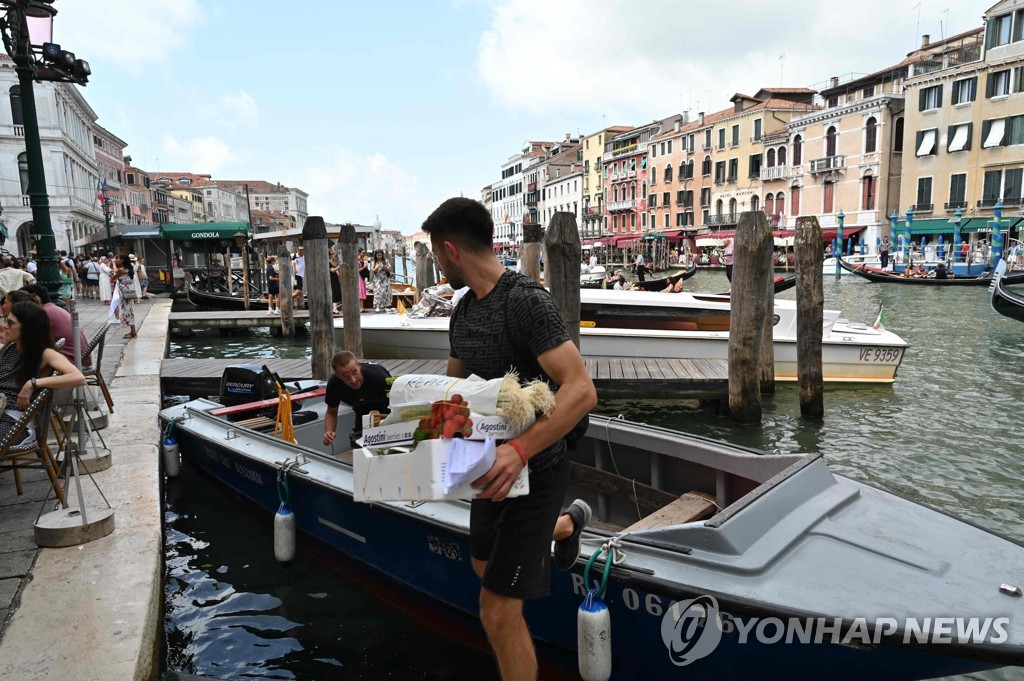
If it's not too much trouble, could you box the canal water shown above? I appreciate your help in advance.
[164,270,1024,680]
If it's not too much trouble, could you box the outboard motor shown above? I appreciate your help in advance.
[219,363,277,416]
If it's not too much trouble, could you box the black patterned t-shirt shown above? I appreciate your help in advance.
[449,271,571,463]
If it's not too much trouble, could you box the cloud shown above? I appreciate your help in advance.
[55,0,204,77]
[294,148,436,231]
[198,91,261,132]
[477,0,982,119]
[161,135,236,175]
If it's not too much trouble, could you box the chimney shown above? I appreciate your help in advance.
[922,34,930,48]
[699,111,705,125]
[829,76,839,88]
[565,133,571,142]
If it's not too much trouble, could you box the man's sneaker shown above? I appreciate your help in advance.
[553,498,591,571]
[267,309,274,315]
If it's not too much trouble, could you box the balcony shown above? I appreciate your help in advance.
[760,165,788,181]
[912,203,933,213]
[527,182,537,192]
[1002,196,1022,207]
[611,143,638,157]
[13,125,24,136]
[706,213,739,226]
[944,201,968,211]
[627,169,636,178]
[809,155,845,173]
[608,199,636,212]
[977,198,1000,209]
[583,206,602,216]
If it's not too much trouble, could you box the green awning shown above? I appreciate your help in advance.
[159,222,249,241]
[962,216,1023,233]
[642,232,667,240]
[903,218,956,235]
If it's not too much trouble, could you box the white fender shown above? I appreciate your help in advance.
[274,503,296,563]
[162,434,180,478]
[578,589,612,681]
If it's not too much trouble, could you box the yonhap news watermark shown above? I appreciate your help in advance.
[661,595,1011,666]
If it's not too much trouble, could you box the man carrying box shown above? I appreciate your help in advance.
[423,197,598,681]
[323,351,390,446]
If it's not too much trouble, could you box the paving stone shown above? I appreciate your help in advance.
[0,552,35,580]
[0,531,36,554]
[0,579,20,610]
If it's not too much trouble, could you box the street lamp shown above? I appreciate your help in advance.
[63,216,71,252]
[0,1,91,303]
[103,197,113,253]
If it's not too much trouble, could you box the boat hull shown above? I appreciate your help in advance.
[163,410,1011,681]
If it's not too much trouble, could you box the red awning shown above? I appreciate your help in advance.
[610,234,641,246]
[821,226,866,242]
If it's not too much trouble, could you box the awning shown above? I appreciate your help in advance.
[916,129,936,156]
[642,232,668,241]
[984,119,1006,148]
[611,234,640,246]
[159,222,250,241]
[949,124,969,152]
[899,218,956,235]
[822,226,866,241]
[963,216,1024,233]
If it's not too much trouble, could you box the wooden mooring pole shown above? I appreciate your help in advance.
[304,217,333,380]
[339,224,363,359]
[544,212,582,349]
[415,241,431,303]
[278,250,295,337]
[522,224,543,283]
[795,216,824,418]
[727,210,773,424]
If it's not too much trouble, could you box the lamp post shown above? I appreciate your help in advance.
[103,198,113,254]
[0,1,90,303]
[905,206,914,266]
[64,217,71,252]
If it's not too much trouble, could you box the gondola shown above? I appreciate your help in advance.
[837,258,996,286]
[719,273,797,296]
[990,261,1024,323]
[629,262,698,291]
[187,281,269,311]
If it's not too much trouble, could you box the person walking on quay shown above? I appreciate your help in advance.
[112,255,137,339]
[265,255,280,315]
[370,249,392,312]
[137,257,150,299]
[423,197,598,681]
[356,247,368,307]
[97,256,113,303]
[85,255,100,299]
[292,245,305,307]
[329,251,342,315]
[879,236,891,270]
[723,238,735,282]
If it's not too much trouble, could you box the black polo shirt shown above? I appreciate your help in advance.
[325,362,391,421]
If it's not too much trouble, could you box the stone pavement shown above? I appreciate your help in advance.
[0,293,170,680]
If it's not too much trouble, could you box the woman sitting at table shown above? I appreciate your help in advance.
[0,301,85,443]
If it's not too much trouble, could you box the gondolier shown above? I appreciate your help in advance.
[423,197,598,680]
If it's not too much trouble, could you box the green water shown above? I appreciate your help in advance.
[165,270,1024,679]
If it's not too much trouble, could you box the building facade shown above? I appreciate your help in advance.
[490,141,553,245]
[580,125,631,239]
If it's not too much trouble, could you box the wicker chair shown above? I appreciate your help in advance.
[0,388,66,506]
[81,322,113,413]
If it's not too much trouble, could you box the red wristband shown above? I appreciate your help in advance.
[508,439,528,467]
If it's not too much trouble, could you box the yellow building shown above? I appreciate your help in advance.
[580,125,631,239]
[170,188,204,223]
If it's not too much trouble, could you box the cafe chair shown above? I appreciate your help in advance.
[0,388,66,506]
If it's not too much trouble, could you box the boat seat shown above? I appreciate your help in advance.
[233,415,277,432]
[623,491,717,532]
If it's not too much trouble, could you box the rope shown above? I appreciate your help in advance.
[603,415,642,522]
[582,536,626,599]
[164,417,180,439]
[274,383,296,443]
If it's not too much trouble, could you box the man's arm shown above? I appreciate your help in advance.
[447,356,467,379]
[474,340,597,501]
[323,405,339,445]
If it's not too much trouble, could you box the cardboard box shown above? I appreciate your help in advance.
[352,439,529,502]
[360,414,524,449]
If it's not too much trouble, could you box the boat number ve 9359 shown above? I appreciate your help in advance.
[859,348,900,362]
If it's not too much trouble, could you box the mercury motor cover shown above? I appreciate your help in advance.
[220,363,277,410]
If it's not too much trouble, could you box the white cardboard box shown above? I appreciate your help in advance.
[361,414,523,448]
[352,439,529,502]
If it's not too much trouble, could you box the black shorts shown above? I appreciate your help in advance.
[294,275,303,291]
[267,283,279,295]
[470,449,569,600]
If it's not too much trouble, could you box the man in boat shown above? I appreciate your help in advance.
[879,236,891,270]
[322,350,390,446]
[634,251,647,281]
[423,197,598,681]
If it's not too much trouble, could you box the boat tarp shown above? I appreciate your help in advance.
[160,222,250,241]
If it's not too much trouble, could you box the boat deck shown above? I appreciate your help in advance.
[160,357,728,399]
[171,309,311,329]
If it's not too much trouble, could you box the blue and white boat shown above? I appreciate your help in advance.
[160,385,1024,680]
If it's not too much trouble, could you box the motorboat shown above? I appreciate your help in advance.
[335,288,908,384]
[160,388,1024,681]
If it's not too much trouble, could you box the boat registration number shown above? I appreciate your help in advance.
[859,348,901,362]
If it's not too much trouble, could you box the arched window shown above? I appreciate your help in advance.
[790,186,800,216]
[9,85,23,126]
[613,185,619,202]
[826,126,838,157]
[651,167,657,185]
[765,194,775,214]
[642,181,647,199]
[702,155,712,176]
[776,192,786,216]
[664,164,673,183]
[630,183,636,200]
[778,146,787,165]
[792,135,803,165]
[865,117,877,154]
[893,117,905,153]
[17,152,29,194]
[751,195,760,211]
[729,198,738,215]
[766,148,776,167]
[716,199,724,215]
[862,174,876,210]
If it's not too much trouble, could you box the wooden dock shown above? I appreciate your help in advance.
[170,310,309,330]
[160,357,728,399]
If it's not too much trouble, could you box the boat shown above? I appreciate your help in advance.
[837,258,998,286]
[822,253,881,275]
[629,263,698,291]
[187,281,269,311]
[580,265,608,288]
[160,389,1024,681]
[990,261,1024,323]
[336,288,908,384]
[720,273,797,296]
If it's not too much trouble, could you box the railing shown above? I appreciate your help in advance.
[810,155,845,173]
[714,178,725,185]
[748,172,761,179]
[706,213,738,226]
[1002,196,1022,207]
[611,143,638,157]
[726,175,737,183]
[977,198,1000,208]
[912,203,933,213]
[583,206,602,216]
[21,195,29,206]
[948,44,982,67]
[944,201,967,210]
[760,165,788,180]
[608,199,636,212]
[13,125,24,136]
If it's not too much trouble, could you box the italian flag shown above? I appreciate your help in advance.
[872,303,885,331]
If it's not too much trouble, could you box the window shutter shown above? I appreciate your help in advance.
[970,76,978,101]
[987,73,996,98]
[965,123,973,150]
[982,119,991,143]
[947,125,954,149]
[919,88,926,110]
[916,130,924,151]
[937,84,943,106]
[952,83,960,105]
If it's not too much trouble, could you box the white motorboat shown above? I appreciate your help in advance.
[336,289,908,384]
[580,264,607,286]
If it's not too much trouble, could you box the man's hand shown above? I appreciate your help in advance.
[323,430,336,446]
[472,443,524,502]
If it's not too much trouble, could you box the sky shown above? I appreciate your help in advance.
[55,0,986,234]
